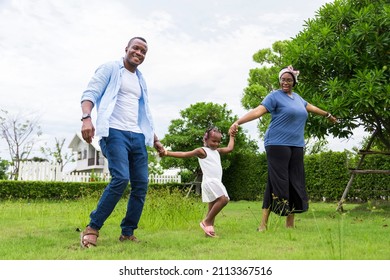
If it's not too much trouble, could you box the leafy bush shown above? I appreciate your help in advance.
[0,180,188,200]
[304,151,351,200]
[1,150,389,201]
[0,180,107,200]
[352,153,390,199]
[223,150,389,202]
[223,152,268,201]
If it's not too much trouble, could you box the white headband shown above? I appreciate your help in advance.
[279,65,300,85]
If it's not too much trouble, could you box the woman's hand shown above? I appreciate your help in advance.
[229,122,239,137]
[327,114,338,124]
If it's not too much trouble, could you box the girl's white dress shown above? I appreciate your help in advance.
[198,147,230,202]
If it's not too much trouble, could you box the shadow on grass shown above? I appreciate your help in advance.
[347,200,390,217]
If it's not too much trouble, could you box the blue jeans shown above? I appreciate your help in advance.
[89,128,149,236]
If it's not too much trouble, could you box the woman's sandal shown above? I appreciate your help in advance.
[80,226,99,248]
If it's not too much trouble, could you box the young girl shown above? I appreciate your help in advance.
[162,126,235,237]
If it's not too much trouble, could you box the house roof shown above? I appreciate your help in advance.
[68,132,101,152]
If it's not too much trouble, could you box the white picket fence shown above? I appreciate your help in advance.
[149,174,181,184]
[18,162,181,183]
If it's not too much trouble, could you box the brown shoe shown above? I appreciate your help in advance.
[80,226,99,248]
[119,235,140,243]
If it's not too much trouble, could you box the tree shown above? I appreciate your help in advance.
[40,137,74,172]
[0,158,10,180]
[284,0,390,150]
[0,110,42,179]
[160,102,258,178]
[243,40,290,110]
[242,40,292,139]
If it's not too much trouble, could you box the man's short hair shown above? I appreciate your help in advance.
[128,37,147,46]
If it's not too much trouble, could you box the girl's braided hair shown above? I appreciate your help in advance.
[203,125,222,146]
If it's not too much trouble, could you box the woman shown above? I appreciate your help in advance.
[229,66,337,231]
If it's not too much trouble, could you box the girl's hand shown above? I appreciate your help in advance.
[154,140,164,154]
[229,122,239,137]
[158,149,166,157]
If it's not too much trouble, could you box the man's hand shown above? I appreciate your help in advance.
[81,119,95,144]
[154,140,165,156]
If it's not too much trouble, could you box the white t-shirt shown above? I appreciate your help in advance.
[109,68,142,133]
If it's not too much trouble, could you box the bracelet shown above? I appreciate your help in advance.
[325,113,332,118]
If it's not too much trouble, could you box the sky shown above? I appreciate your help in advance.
[0,0,368,163]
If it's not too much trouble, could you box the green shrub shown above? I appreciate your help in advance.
[352,153,390,199]
[304,151,351,200]
[1,150,388,201]
[0,180,107,200]
[223,152,267,201]
[178,169,194,183]
[0,180,190,200]
[224,150,389,202]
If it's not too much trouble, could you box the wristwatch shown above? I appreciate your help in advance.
[81,113,91,121]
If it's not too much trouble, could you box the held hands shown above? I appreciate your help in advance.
[154,140,165,157]
[159,149,168,157]
[157,148,168,157]
[229,122,239,137]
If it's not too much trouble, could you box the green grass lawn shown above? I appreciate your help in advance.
[0,189,389,260]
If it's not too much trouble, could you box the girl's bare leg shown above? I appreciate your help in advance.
[203,196,229,227]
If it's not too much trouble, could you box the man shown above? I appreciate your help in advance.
[80,37,164,248]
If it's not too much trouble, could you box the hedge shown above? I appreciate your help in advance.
[0,180,184,200]
[222,152,267,201]
[0,151,389,201]
[223,150,389,202]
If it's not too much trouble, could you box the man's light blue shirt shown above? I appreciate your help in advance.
[261,89,308,147]
[81,59,155,146]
